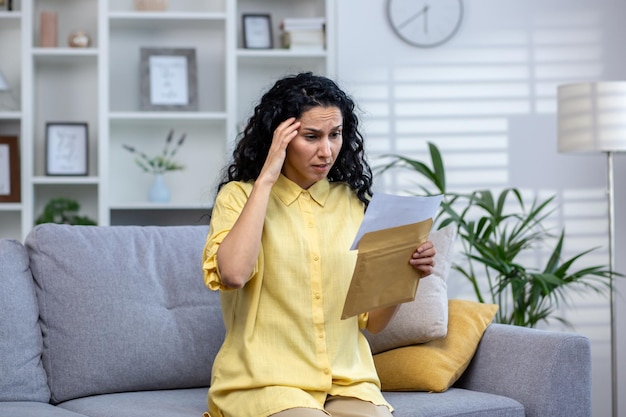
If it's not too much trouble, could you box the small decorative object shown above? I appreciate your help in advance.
[134,0,168,11]
[122,129,186,203]
[45,122,88,176]
[0,69,20,111]
[0,136,20,203]
[68,31,92,48]
[140,48,198,111]
[148,174,170,203]
[40,11,58,47]
[243,14,273,49]
[35,197,96,225]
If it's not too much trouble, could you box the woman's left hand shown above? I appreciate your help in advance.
[410,240,436,277]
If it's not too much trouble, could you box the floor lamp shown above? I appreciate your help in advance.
[557,81,626,417]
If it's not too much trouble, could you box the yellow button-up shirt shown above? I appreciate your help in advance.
[202,175,391,417]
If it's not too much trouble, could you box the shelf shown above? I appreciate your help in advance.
[32,176,100,185]
[237,48,326,58]
[109,111,227,121]
[0,11,21,19]
[109,11,227,21]
[110,202,209,210]
[33,48,99,65]
[0,203,22,211]
[0,111,22,120]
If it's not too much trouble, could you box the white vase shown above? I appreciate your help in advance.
[148,174,170,203]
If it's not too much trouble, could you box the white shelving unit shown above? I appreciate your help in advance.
[0,0,335,240]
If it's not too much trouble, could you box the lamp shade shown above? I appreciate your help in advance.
[557,81,626,153]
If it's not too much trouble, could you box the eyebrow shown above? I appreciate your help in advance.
[300,125,343,133]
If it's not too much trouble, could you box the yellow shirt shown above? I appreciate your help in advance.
[202,175,391,417]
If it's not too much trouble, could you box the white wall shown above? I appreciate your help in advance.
[335,1,626,416]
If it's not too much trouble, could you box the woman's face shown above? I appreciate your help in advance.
[282,106,343,189]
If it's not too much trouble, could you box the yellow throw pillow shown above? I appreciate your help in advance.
[373,299,498,392]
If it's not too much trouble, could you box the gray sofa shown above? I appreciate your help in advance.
[0,224,592,417]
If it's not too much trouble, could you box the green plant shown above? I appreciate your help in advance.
[122,129,186,174]
[35,197,97,226]
[379,142,619,328]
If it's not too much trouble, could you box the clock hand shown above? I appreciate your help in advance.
[397,5,428,30]
[424,4,430,34]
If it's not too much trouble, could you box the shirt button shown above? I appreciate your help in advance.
[323,368,330,375]
[313,255,319,261]
[315,293,321,300]
[308,222,314,228]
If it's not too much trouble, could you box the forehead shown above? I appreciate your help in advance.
[299,106,342,125]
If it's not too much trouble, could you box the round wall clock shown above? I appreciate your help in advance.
[386,0,464,48]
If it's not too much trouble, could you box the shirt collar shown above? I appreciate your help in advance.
[273,174,330,207]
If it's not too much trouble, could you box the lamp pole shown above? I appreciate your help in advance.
[607,151,617,417]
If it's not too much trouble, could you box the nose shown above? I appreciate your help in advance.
[318,137,332,159]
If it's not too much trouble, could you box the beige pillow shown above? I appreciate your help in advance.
[364,224,457,354]
[373,299,498,392]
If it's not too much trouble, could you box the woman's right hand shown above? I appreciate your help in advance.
[257,117,300,186]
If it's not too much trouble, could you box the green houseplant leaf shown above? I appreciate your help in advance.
[35,197,97,226]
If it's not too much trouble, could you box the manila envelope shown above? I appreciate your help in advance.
[341,218,433,319]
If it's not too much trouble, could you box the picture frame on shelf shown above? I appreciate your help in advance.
[0,136,20,203]
[242,14,273,49]
[140,48,198,111]
[45,122,89,176]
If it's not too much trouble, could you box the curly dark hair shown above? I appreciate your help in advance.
[218,72,373,206]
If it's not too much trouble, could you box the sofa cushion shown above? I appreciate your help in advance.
[25,224,223,404]
[0,402,89,417]
[57,387,208,417]
[365,225,457,354]
[0,239,50,402]
[384,389,524,417]
[373,299,498,392]
[56,387,524,417]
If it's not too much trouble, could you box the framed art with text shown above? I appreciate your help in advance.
[45,122,89,176]
[242,14,273,49]
[0,136,20,202]
[140,47,198,111]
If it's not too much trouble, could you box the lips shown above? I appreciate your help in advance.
[312,164,330,172]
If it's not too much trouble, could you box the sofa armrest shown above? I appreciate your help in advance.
[455,323,591,417]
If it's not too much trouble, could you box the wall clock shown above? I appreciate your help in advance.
[386,0,464,48]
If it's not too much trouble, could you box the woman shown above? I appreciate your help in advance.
[202,72,435,417]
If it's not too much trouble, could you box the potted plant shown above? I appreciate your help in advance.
[122,129,186,202]
[35,197,97,226]
[379,142,618,328]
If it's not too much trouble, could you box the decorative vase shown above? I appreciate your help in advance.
[148,174,170,203]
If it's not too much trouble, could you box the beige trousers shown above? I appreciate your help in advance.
[270,396,393,417]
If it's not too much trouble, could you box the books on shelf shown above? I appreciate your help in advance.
[281,30,325,50]
[280,17,325,32]
[280,17,325,50]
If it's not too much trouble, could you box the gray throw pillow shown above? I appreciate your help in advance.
[0,239,50,402]
[25,224,223,404]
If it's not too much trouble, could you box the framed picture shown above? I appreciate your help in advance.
[140,47,198,111]
[242,14,273,49]
[0,136,20,203]
[45,122,89,176]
